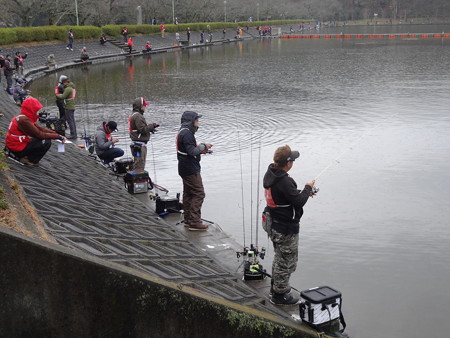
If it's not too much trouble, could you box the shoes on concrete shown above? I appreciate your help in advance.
[67,136,77,140]
[19,156,39,167]
[66,47,69,50]
[71,49,73,51]
[101,162,112,169]
[188,223,208,231]
[270,292,300,306]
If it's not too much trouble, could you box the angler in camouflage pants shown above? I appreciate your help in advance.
[271,228,299,294]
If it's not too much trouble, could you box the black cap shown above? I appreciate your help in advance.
[106,121,118,132]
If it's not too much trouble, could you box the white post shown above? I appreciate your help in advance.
[172,0,175,24]
[224,1,227,23]
[137,6,142,25]
[75,0,79,26]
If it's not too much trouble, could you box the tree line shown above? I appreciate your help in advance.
[1,0,449,27]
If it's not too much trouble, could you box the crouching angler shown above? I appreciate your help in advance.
[5,97,66,166]
[94,121,124,167]
[263,145,316,305]
[128,97,159,170]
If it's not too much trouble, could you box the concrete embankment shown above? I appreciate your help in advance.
[0,33,323,337]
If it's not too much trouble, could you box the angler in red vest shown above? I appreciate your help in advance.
[160,24,166,38]
[263,145,315,305]
[5,97,66,166]
[127,37,133,54]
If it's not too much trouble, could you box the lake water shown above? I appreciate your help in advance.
[31,25,450,338]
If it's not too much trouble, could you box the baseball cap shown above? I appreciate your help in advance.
[273,145,300,165]
[106,121,118,132]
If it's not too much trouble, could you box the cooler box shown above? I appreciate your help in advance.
[155,195,181,214]
[124,170,149,194]
[113,158,134,174]
[299,286,341,326]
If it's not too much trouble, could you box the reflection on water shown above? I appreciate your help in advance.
[31,26,450,338]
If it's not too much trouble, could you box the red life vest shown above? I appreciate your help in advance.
[264,187,291,208]
[5,97,43,152]
[5,115,33,152]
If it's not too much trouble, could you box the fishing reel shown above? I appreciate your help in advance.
[236,244,267,281]
[38,110,49,123]
[311,186,319,196]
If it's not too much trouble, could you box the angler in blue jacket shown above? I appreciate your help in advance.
[176,111,212,231]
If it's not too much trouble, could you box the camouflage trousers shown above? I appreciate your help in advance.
[271,228,299,294]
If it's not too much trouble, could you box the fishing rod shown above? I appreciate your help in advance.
[313,112,399,181]
[236,112,247,248]
[235,110,267,281]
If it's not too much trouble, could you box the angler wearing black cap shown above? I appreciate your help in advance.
[263,145,316,305]
[128,97,159,170]
[94,121,124,167]
[176,111,212,231]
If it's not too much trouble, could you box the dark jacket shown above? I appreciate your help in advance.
[177,111,207,177]
[4,60,14,76]
[263,164,312,234]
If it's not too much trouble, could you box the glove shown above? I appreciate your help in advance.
[153,123,160,128]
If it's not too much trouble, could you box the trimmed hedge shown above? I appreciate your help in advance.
[0,20,307,45]
[0,25,101,45]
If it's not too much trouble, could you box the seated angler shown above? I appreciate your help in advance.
[143,41,152,53]
[13,78,30,105]
[80,47,89,62]
[94,121,124,168]
[5,97,66,166]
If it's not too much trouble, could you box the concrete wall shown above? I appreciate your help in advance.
[0,227,317,338]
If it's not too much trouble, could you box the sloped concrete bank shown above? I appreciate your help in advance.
[0,32,324,338]
[0,227,317,338]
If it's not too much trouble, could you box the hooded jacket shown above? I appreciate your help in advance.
[5,97,60,152]
[263,164,312,234]
[94,122,115,156]
[4,59,14,76]
[128,98,155,143]
[55,82,76,110]
[176,111,207,177]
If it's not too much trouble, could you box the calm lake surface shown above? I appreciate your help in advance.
[32,25,450,338]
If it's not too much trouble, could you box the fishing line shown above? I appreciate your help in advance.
[313,112,400,181]
[249,110,254,245]
[254,111,264,248]
[150,137,158,186]
[235,109,246,247]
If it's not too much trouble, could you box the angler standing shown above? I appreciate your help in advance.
[128,97,159,170]
[55,77,77,139]
[55,75,67,121]
[263,145,315,305]
[3,55,14,93]
[176,111,212,231]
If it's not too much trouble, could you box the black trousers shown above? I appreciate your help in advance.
[56,100,66,120]
[13,138,52,164]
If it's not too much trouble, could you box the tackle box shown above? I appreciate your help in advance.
[123,170,150,194]
[299,286,342,326]
[155,195,181,214]
[113,158,134,174]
